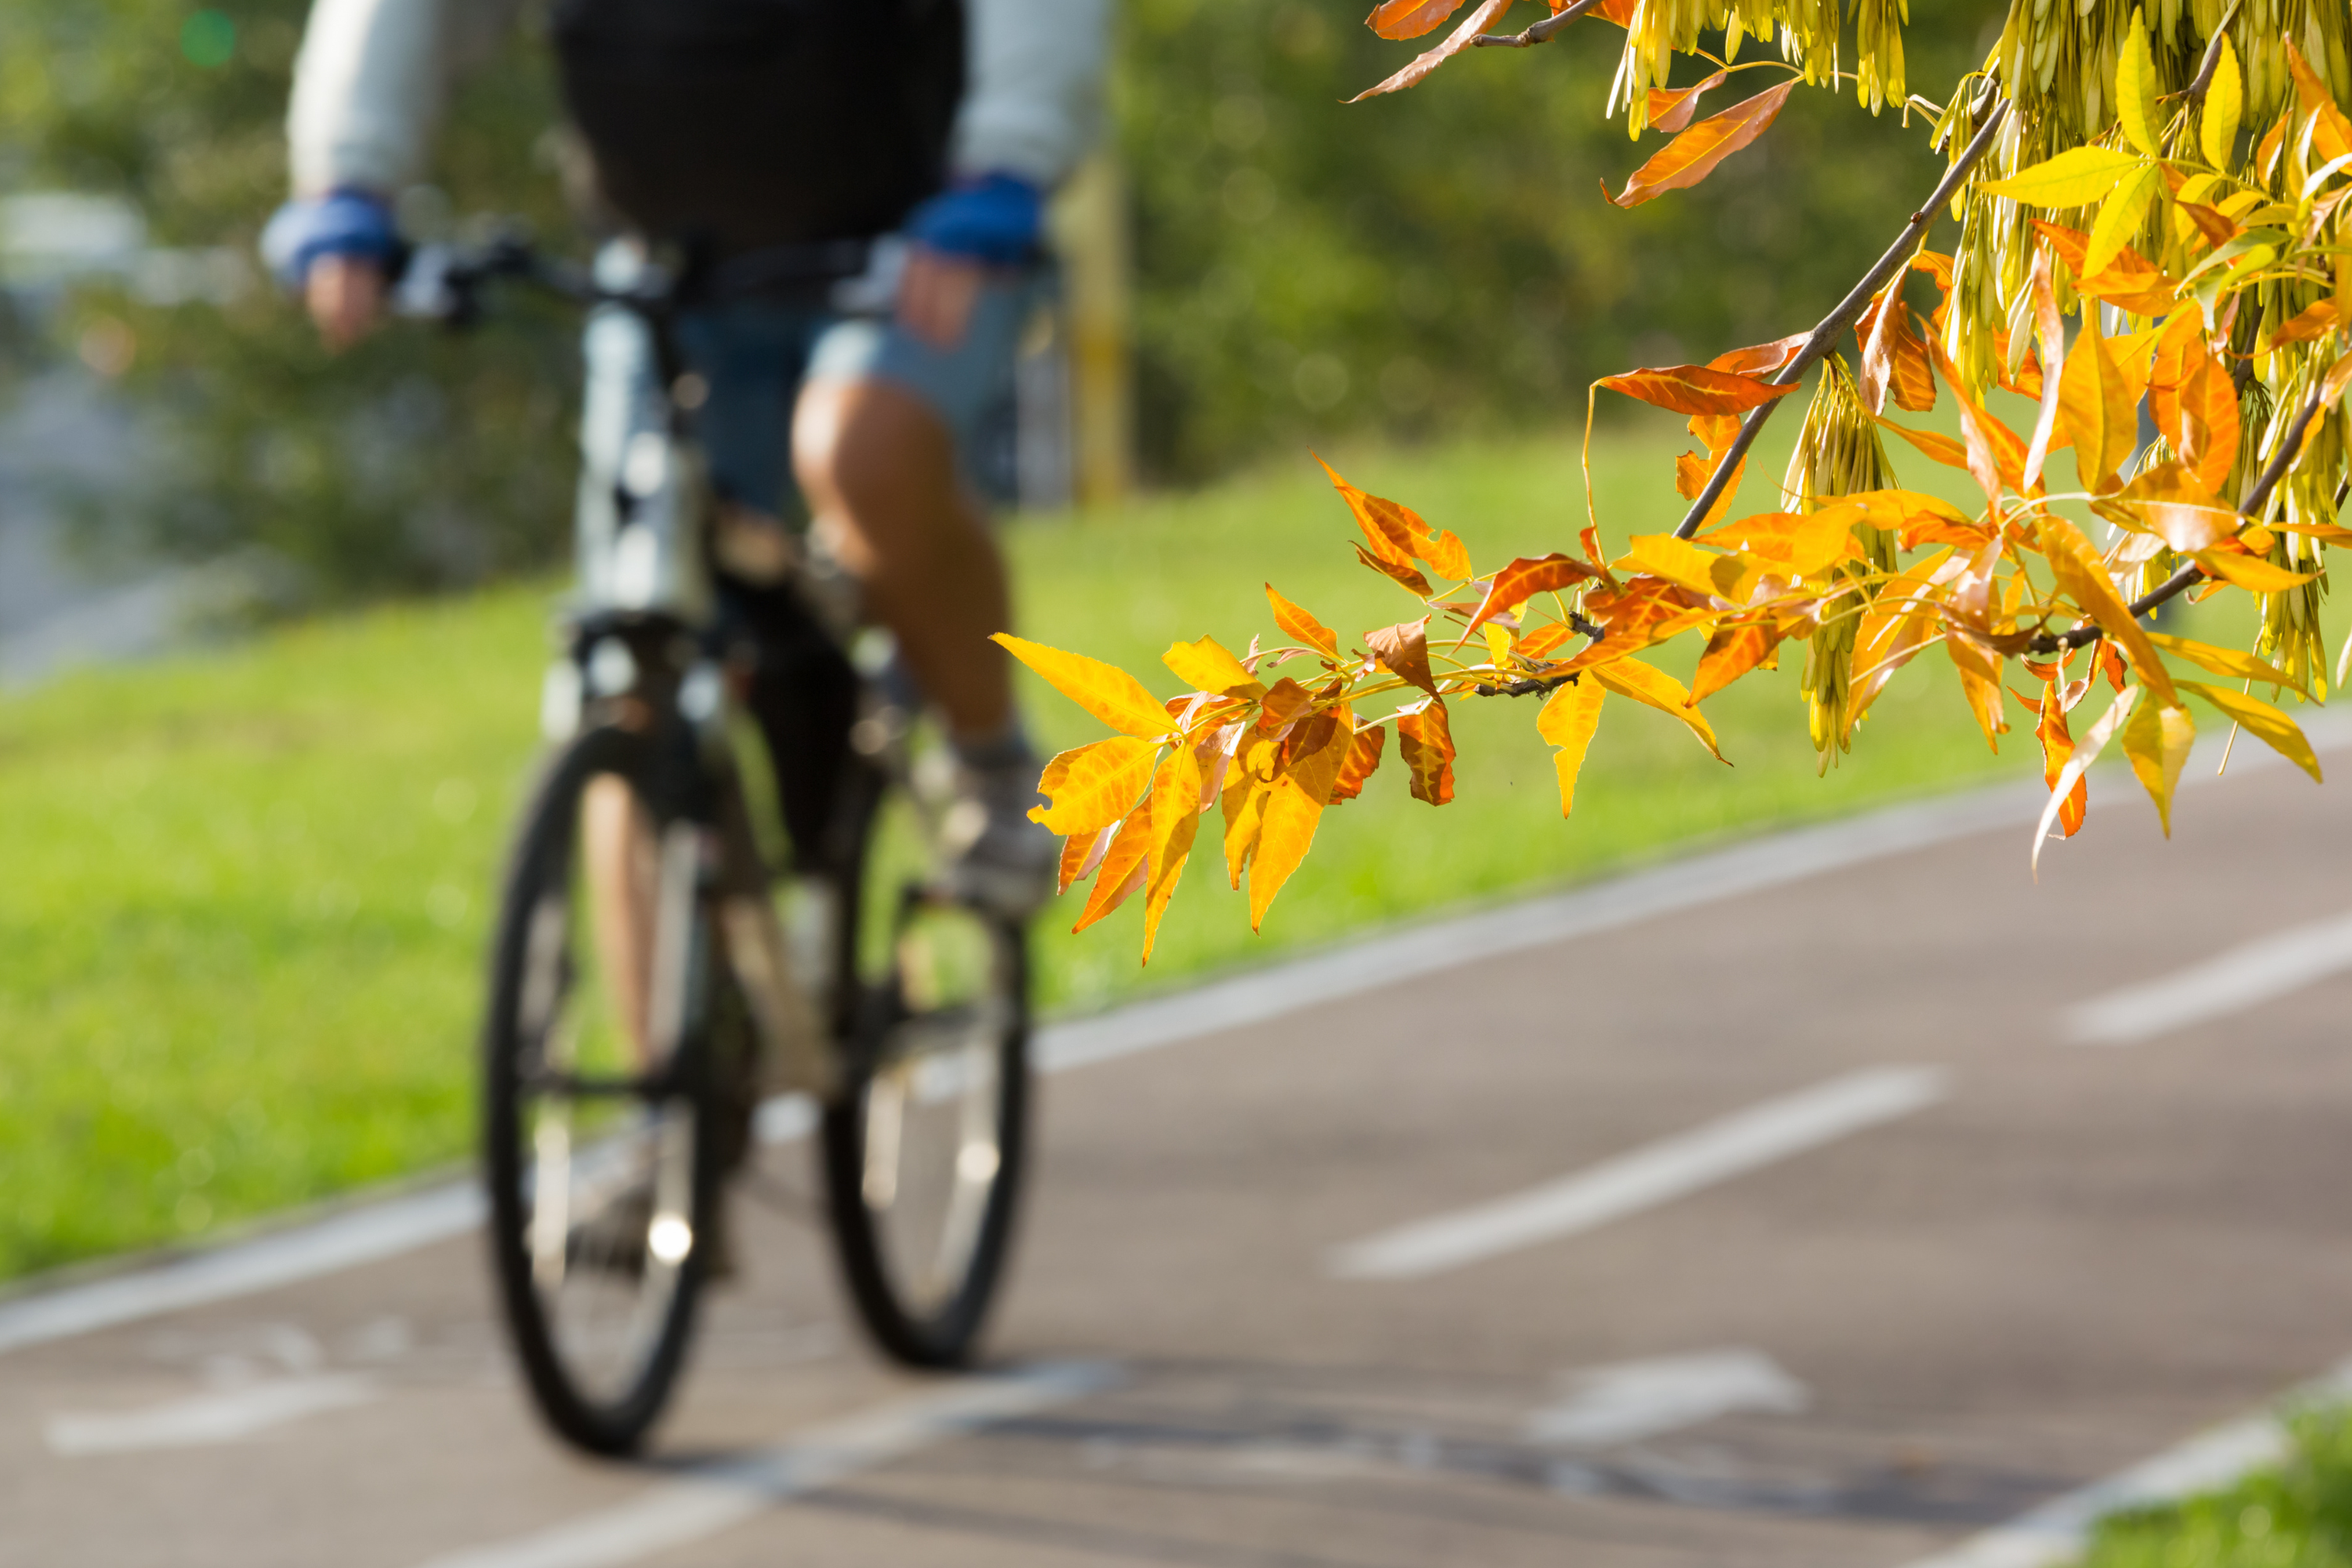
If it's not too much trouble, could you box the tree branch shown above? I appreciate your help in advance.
[1470,0,1606,49]
[2035,379,2333,653]
[2182,1,2243,103]
[1668,94,2010,542]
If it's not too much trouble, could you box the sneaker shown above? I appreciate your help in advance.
[941,751,1058,919]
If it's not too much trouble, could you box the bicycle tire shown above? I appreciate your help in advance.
[481,724,724,1455]
[818,757,1032,1367]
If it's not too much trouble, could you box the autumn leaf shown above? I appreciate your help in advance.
[2032,684,2135,872]
[1328,724,1386,803]
[2147,633,2303,695]
[1596,363,1800,417]
[2037,681,2088,838]
[1254,676,1315,731]
[1647,69,1729,134]
[1058,822,1111,895]
[1606,79,1797,208]
[2085,162,2164,278]
[1366,0,1468,40]
[1590,657,1725,761]
[1709,333,1810,378]
[1396,698,1456,804]
[1030,735,1160,836]
[2094,461,2241,552]
[1321,456,1468,578]
[1876,417,1973,472]
[2114,13,2161,158]
[1247,708,1354,928]
[1690,619,1779,702]
[1070,810,1152,933]
[1367,618,1439,696]
[1356,543,1436,597]
[1140,746,1205,962]
[2119,695,2194,837]
[1929,339,2029,500]
[1615,532,1728,598]
[1350,0,1513,99]
[2285,40,2352,165]
[1857,289,1936,414]
[2179,681,2323,782]
[2192,549,2318,592]
[2056,319,2140,493]
[2038,514,2178,709]
[1980,146,2147,208]
[996,634,1175,740]
[1163,636,1265,699]
[2201,34,2243,168]
[2177,348,2241,496]
[1465,554,1602,635]
[1537,677,1605,815]
[1947,633,2010,750]
[1265,583,1340,657]
[2259,300,2343,354]
[1697,505,1857,580]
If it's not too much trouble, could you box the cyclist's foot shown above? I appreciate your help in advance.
[942,728,1058,920]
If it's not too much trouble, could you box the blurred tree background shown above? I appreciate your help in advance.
[0,0,2000,601]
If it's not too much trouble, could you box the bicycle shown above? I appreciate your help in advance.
[401,232,1033,1456]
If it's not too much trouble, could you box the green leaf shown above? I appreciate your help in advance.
[2116,13,2163,158]
[1980,147,2147,209]
[2201,35,2243,169]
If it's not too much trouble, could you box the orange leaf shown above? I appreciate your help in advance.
[995,633,1174,740]
[2096,461,2241,552]
[1247,708,1353,929]
[2259,299,2343,354]
[1690,619,1778,702]
[1536,677,1606,815]
[1366,0,1469,39]
[2038,513,2179,709]
[1697,505,1857,581]
[1328,724,1386,803]
[1320,456,1465,576]
[1396,698,1456,804]
[1070,811,1152,933]
[1708,333,1809,378]
[2178,350,2241,498]
[1857,292,1937,415]
[1059,822,1115,895]
[2037,681,2087,837]
[1254,676,1315,731]
[1350,0,1513,100]
[2285,40,2352,165]
[1423,528,1473,581]
[1929,340,2028,500]
[1140,746,1203,963]
[1946,634,2010,750]
[1596,364,1801,416]
[1265,583,1340,657]
[1648,69,1730,133]
[1367,618,1439,695]
[1875,417,1973,472]
[1606,79,1796,208]
[1356,543,1436,597]
[1030,735,1160,836]
[2146,309,2203,447]
[2056,321,2140,493]
[1465,554,1602,635]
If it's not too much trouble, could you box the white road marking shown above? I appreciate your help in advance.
[6,711,2343,1359]
[2063,909,2352,1046]
[414,1360,1118,1568]
[1328,1066,1951,1280]
[45,1373,380,1456]
[1896,1354,2352,1567]
[1527,1348,1809,1446]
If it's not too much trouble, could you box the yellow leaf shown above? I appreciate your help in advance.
[1697,505,1857,580]
[1614,532,1726,597]
[1141,746,1204,963]
[2115,13,2161,158]
[1029,736,1160,836]
[2056,318,2140,492]
[1220,732,1276,888]
[2087,162,2163,278]
[2179,681,2323,782]
[2146,632,2307,696]
[2034,684,2139,874]
[1247,710,1353,929]
[2119,696,2194,837]
[1163,635,1265,699]
[1590,658,1726,762]
[1070,811,1152,933]
[1536,677,1606,816]
[1980,147,2147,209]
[994,633,1174,740]
[2192,550,2320,592]
[2037,514,2179,709]
[2201,35,2242,169]
[1265,583,1339,656]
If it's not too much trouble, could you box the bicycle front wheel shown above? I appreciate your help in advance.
[481,725,726,1454]
[820,760,1031,1367]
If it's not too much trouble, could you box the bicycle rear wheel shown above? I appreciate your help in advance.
[820,753,1031,1367]
[482,725,726,1454]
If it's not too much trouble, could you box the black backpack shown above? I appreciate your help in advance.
[550,0,965,255]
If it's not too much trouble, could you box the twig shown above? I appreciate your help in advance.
[2034,379,2332,652]
[1669,94,2010,542]
[1471,0,1606,49]
[2183,0,2243,103]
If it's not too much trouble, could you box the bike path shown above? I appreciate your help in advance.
[5,747,2352,1566]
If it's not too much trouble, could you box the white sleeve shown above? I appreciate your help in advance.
[952,0,1112,189]
[286,0,520,196]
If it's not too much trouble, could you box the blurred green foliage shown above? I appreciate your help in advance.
[0,0,2000,597]
[1120,0,1997,478]
[2082,1407,2352,1566]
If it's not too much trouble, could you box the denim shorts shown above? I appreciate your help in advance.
[666,267,1039,522]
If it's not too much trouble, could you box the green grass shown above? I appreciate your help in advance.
[0,414,2296,1281]
[2078,1408,2352,1566]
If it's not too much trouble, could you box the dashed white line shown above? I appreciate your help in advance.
[1327,1066,1951,1280]
[2063,909,2352,1046]
[45,1373,381,1457]
[414,1360,1119,1568]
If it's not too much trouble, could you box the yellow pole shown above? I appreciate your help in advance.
[1049,154,1133,510]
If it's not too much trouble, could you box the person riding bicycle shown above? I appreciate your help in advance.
[262,0,1111,916]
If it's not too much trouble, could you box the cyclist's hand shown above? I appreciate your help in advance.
[897,248,985,350]
[307,254,386,352]
[898,173,1044,350]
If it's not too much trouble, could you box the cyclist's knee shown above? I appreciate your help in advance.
[792,376,953,517]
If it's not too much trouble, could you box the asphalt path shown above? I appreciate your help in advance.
[8,736,2352,1567]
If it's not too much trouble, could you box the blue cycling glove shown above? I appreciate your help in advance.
[903,174,1044,266]
[260,189,401,289]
